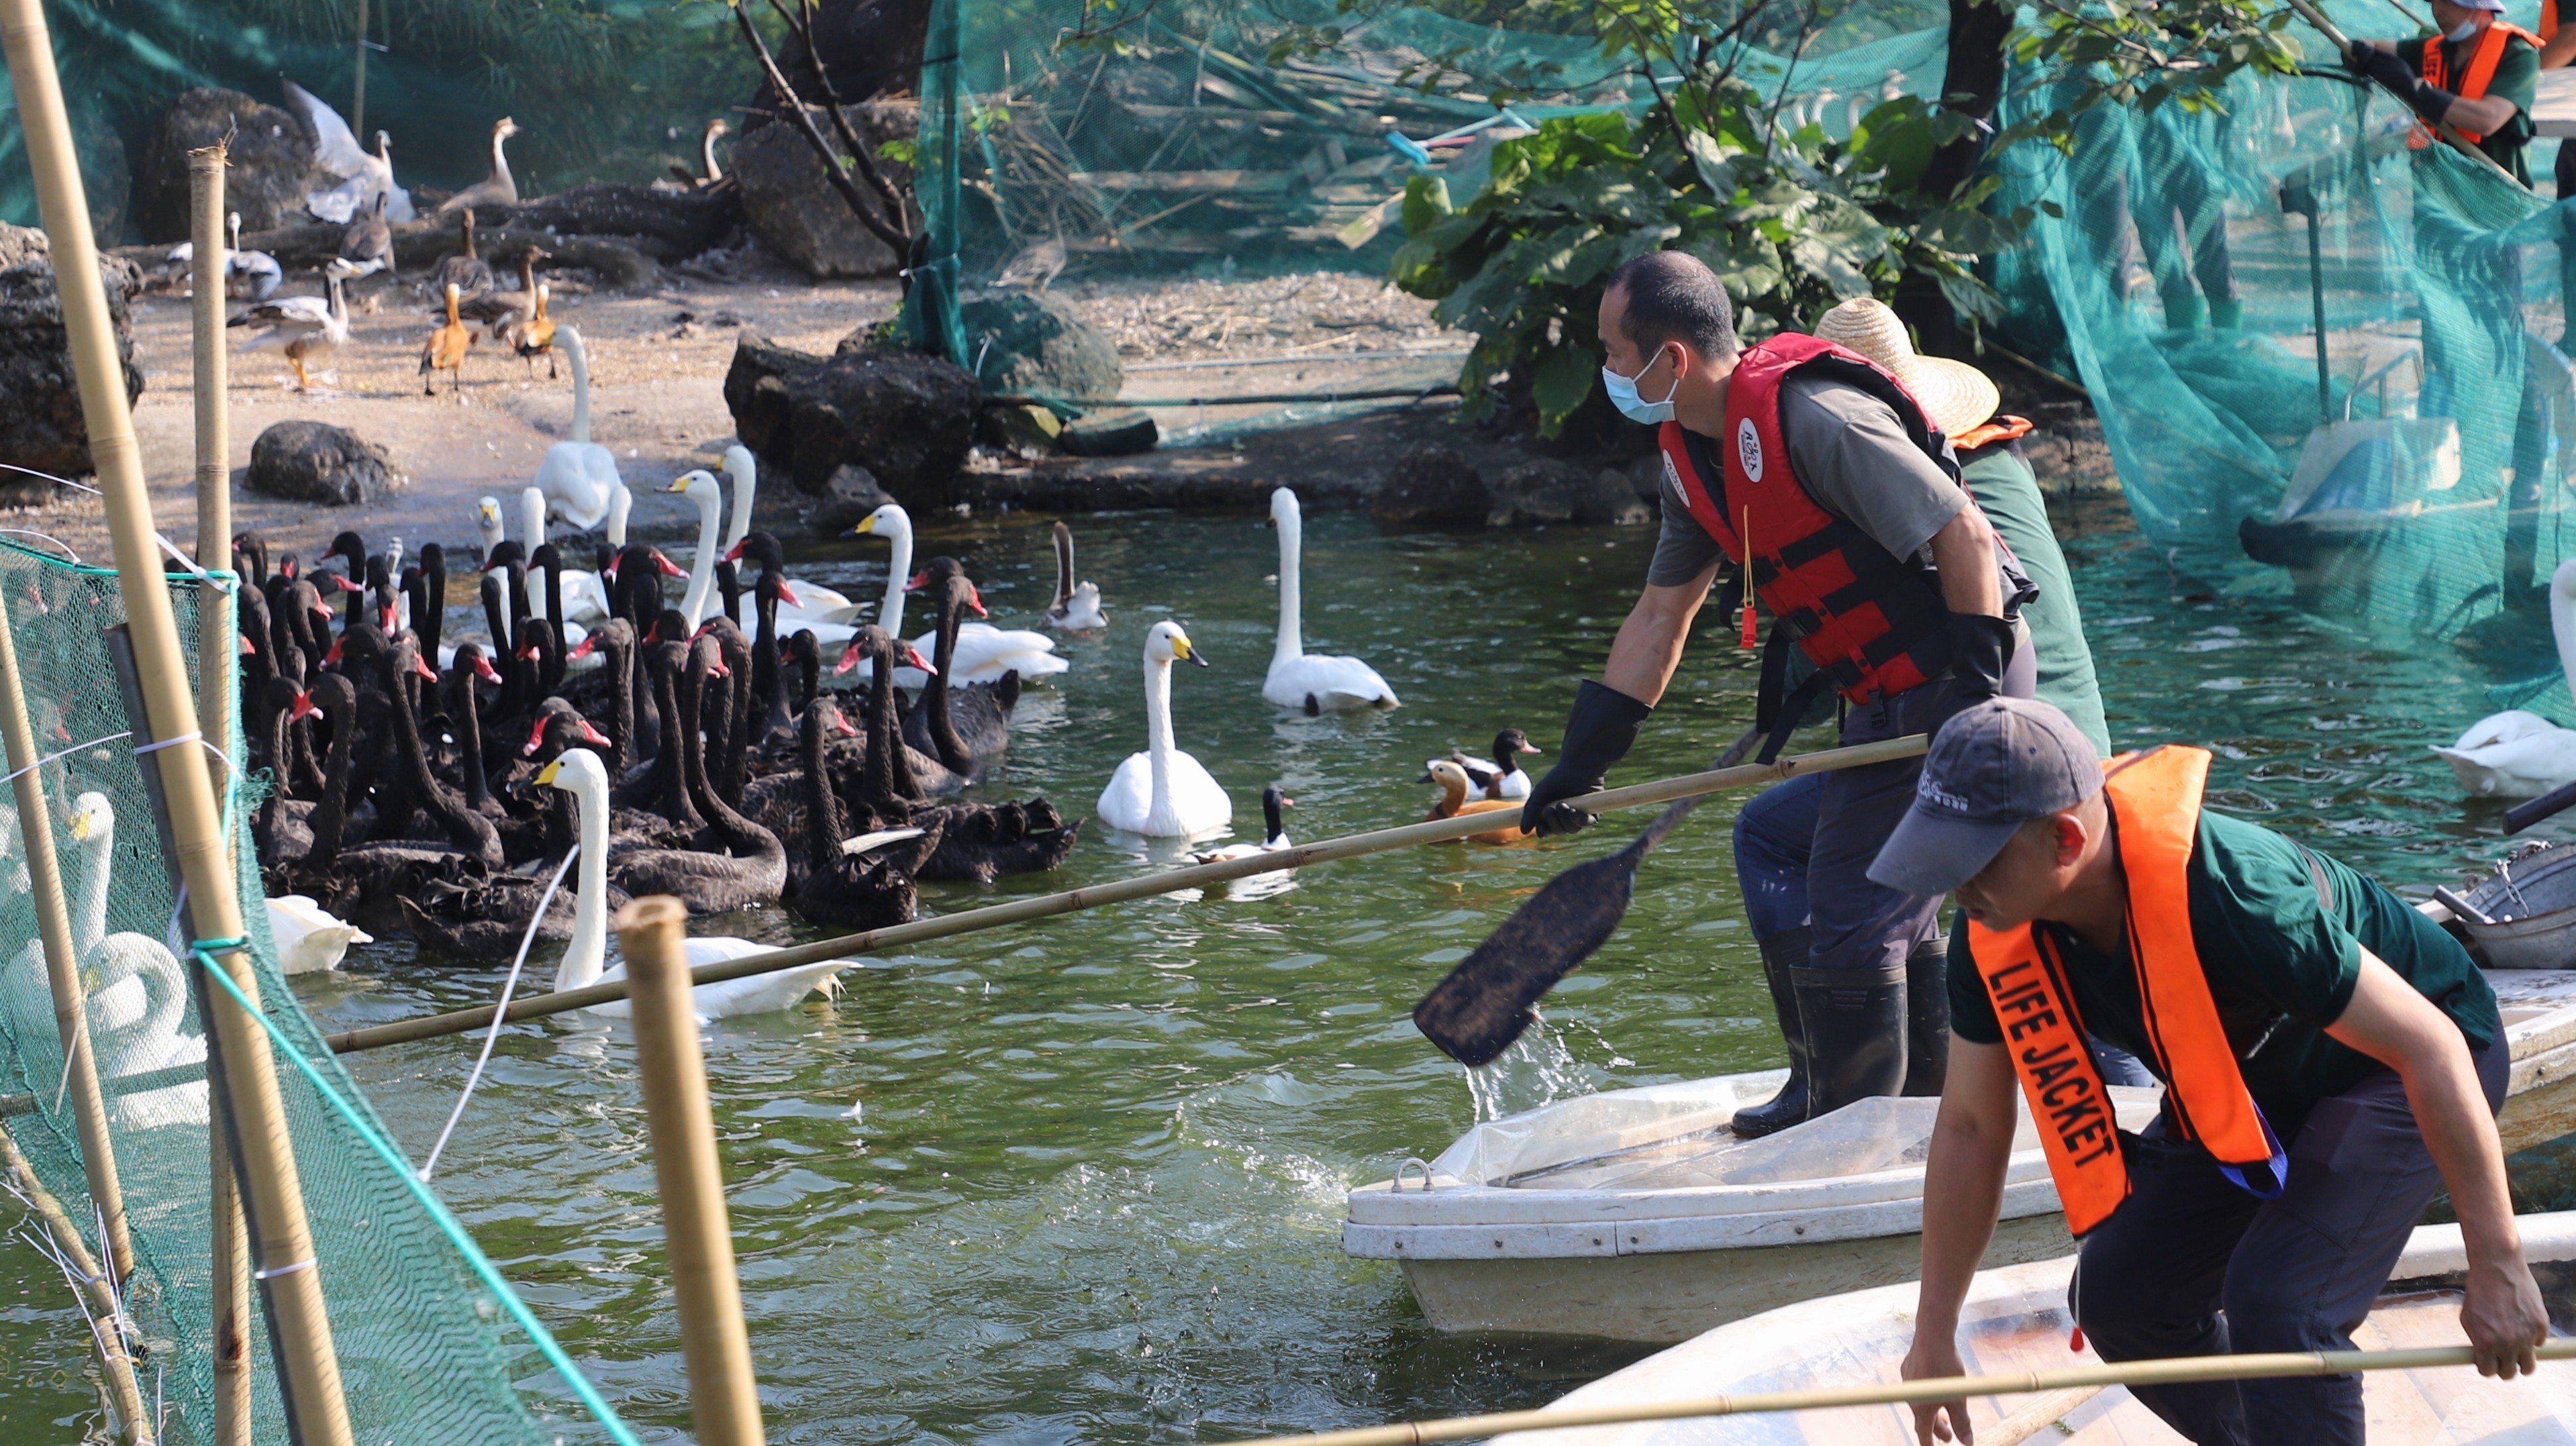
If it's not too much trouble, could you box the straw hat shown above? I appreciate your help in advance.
[1811,298,2001,439]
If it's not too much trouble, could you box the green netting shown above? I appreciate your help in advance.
[0,541,635,1445]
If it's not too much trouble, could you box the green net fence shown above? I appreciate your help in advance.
[0,540,635,1445]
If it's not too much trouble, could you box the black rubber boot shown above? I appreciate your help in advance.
[1901,937,1949,1098]
[1730,927,1815,1138]
[1793,964,1909,1119]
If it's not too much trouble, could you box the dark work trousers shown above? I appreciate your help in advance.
[1801,638,2036,980]
[2073,1027,2510,1445]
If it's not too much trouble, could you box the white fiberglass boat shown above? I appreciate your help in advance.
[1347,970,2576,1343]
[1489,1212,2576,1446]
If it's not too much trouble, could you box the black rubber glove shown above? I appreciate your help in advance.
[1519,680,1654,837]
[1946,613,2016,703]
[2347,41,2458,125]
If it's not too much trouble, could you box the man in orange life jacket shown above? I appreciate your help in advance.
[1518,249,2038,1118]
[1882,699,2542,1446]
[2349,0,2542,186]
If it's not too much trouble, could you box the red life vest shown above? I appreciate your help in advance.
[1661,333,1956,717]
[2410,20,2543,148]
[1965,745,2286,1236]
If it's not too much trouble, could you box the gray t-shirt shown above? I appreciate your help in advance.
[1646,374,2028,608]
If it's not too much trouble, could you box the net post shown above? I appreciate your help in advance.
[0,3,358,1441]
[0,1121,153,1444]
[209,1127,254,1446]
[617,896,767,1446]
[0,572,135,1284]
[188,142,232,814]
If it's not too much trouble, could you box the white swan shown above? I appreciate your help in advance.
[1099,621,1232,838]
[534,327,620,531]
[719,445,855,621]
[1263,487,1399,713]
[843,504,922,685]
[475,493,507,564]
[670,470,727,628]
[539,751,852,1021]
[850,503,1066,684]
[48,794,205,1128]
[266,894,373,975]
[2435,558,2576,797]
[1042,521,1107,632]
[520,486,609,625]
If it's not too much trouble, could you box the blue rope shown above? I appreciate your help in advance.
[189,942,646,1446]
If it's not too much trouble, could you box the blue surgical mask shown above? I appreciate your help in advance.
[1602,346,1681,425]
[2447,17,2482,41]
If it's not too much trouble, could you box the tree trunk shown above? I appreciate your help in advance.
[760,0,937,109]
[1896,0,2014,360]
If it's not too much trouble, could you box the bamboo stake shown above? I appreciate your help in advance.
[1230,1339,2576,1446]
[0,4,356,1442]
[350,0,368,138]
[0,578,133,1282]
[320,735,1930,1055]
[618,898,766,1446]
[0,1119,152,1445]
[209,1125,252,1446]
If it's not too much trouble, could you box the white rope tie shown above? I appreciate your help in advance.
[419,843,579,1182]
[0,530,81,563]
[251,1257,315,1281]
[130,731,202,756]
[3,731,132,785]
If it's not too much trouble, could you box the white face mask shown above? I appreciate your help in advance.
[1601,345,1681,425]
[2447,16,2483,41]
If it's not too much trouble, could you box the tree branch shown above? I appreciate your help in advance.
[728,0,913,254]
[766,0,913,225]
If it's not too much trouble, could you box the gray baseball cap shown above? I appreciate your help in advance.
[1868,698,2106,896]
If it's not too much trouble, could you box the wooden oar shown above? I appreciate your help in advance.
[1416,724,1887,1067]
[317,735,1929,1056]
[1221,1338,2576,1446]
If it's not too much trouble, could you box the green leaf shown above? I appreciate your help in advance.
[1530,343,1599,439]
[1402,174,1453,236]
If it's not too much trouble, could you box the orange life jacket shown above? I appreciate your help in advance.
[1660,335,1956,741]
[1952,415,2034,454]
[1965,745,2286,1236]
[2410,19,2543,148]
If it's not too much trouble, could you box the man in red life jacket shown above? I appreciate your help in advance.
[1519,250,2038,1118]
[1881,699,2541,1446]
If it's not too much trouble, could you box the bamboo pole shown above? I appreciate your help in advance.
[209,1127,253,1446]
[350,0,368,138]
[0,3,356,1443]
[0,579,134,1282]
[0,1120,153,1445]
[1230,1339,2576,1446]
[320,735,1931,1055]
[618,897,766,1446]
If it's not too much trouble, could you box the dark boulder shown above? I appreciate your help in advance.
[246,421,403,506]
[1060,410,1157,458]
[0,225,144,495]
[731,105,915,278]
[977,401,1063,459]
[134,89,316,242]
[721,334,829,458]
[807,463,896,534]
[1483,458,1653,527]
[957,292,1122,401]
[781,348,978,504]
[1373,444,1487,530]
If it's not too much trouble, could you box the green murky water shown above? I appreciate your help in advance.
[5,498,2565,1442]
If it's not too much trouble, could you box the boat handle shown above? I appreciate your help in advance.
[1396,1157,1435,1191]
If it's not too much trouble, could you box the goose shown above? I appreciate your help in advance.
[430,209,493,299]
[534,328,620,529]
[670,470,728,627]
[719,446,853,617]
[461,245,544,339]
[1263,487,1398,713]
[1193,785,1294,862]
[170,213,281,300]
[1042,520,1107,631]
[338,189,393,279]
[421,282,473,393]
[1097,621,1230,838]
[230,260,355,391]
[2435,557,2576,796]
[905,555,1067,685]
[667,118,730,189]
[541,749,853,1020]
[511,282,558,378]
[265,894,373,974]
[285,81,414,223]
[1423,758,1526,845]
[438,117,521,215]
[1436,728,1542,801]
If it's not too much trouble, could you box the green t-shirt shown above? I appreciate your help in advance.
[1959,441,2111,758]
[2407,29,2539,185]
[1949,809,2499,1139]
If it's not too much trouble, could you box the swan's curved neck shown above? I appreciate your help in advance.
[489,127,515,188]
[566,337,592,446]
[878,523,914,640]
[554,770,611,994]
[724,464,755,555]
[521,490,546,555]
[1053,529,1075,607]
[1274,508,1303,668]
[679,493,720,626]
[1145,654,1176,822]
[72,815,110,956]
[607,484,632,548]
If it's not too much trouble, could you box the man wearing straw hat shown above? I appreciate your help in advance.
[1724,297,2124,1137]
[1883,698,2542,1446]
[1522,250,2038,1126]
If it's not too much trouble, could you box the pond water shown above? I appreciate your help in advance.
[7,497,2567,1443]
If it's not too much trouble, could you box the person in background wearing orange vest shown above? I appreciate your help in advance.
[1520,250,2038,1124]
[2349,0,2542,185]
[1884,699,2543,1446]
